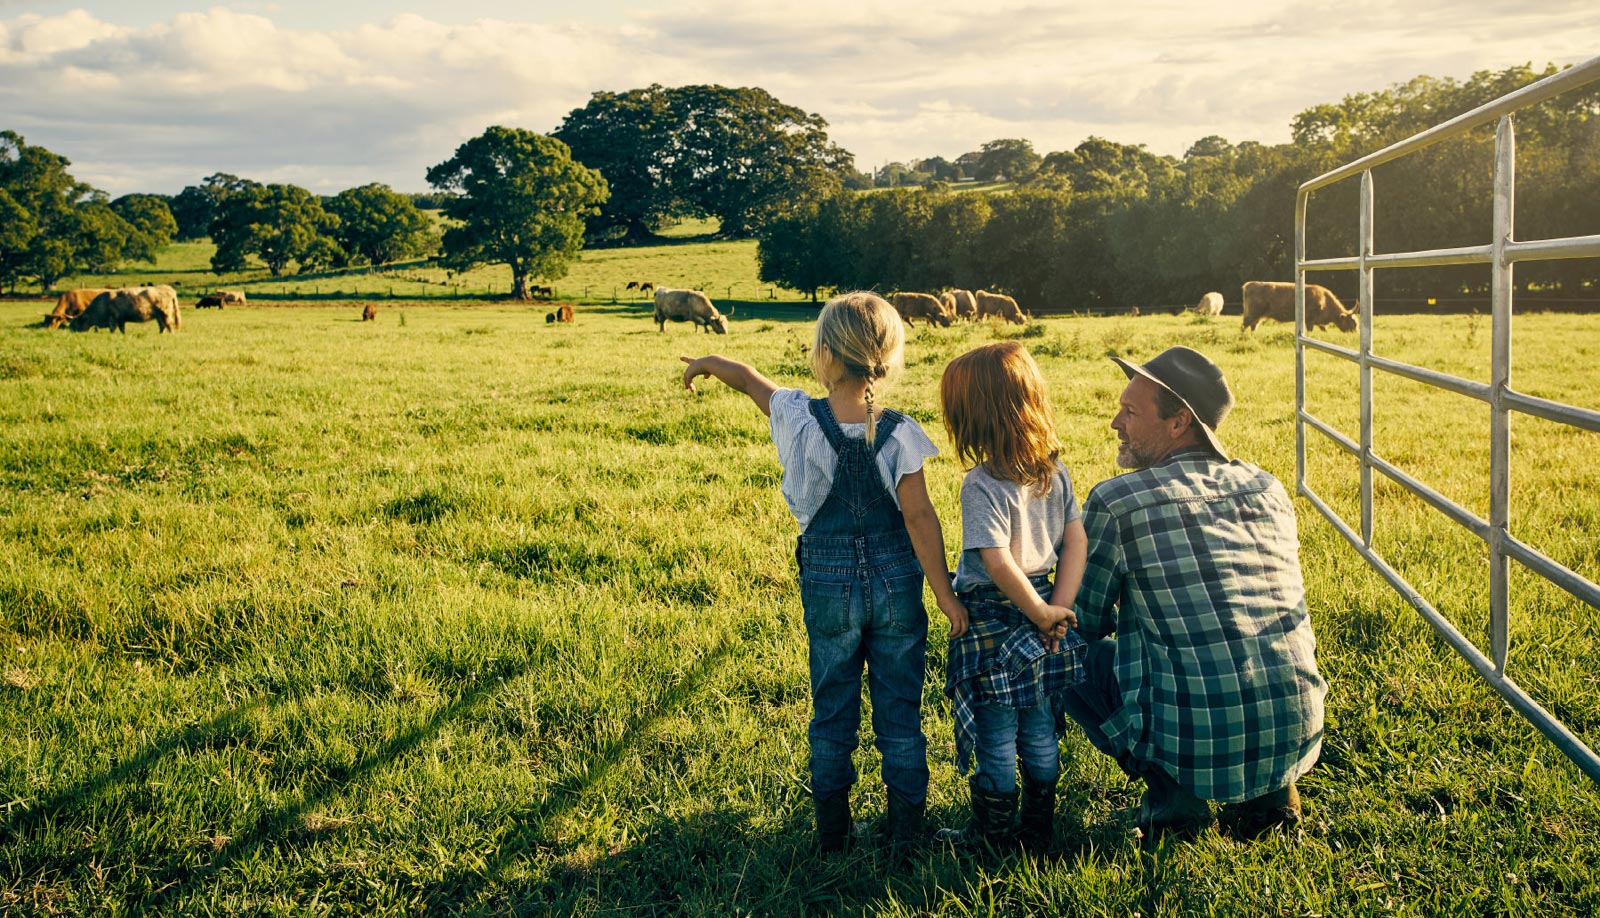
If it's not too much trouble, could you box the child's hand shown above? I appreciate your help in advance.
[940,597,969,639]
[1043,604,1077,630]
[680,356,712,392]
[1040,617,1071,653]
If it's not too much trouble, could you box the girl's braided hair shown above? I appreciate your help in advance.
[810,292,904,446]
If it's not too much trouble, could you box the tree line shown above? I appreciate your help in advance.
[758,64,1600,310]
[3,66,1593,302]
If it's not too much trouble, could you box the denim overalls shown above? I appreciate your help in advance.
[797,398,930,804]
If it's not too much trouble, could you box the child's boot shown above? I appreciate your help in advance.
[936,778,1017,852]
[1017,772,1057,852]
[815,790,852,853]
[884,789,925,855]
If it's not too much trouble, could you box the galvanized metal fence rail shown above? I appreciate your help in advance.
[1294,57,1600,783]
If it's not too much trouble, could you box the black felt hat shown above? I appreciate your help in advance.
[1111,346,1234,460]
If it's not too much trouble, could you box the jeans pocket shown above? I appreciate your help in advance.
[881,569,930,634]
[801,575,854,637]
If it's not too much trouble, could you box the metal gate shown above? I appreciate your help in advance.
[1293,57,1600,782]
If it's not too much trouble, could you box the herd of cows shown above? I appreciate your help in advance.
[644,280,1358,335]
[35,279,1358,337]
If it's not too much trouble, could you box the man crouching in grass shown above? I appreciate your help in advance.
[1061,346,1327,841]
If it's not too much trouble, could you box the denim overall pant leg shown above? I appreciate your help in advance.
[798,398,930,804]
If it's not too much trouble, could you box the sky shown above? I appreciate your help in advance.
[0,1,1594,197]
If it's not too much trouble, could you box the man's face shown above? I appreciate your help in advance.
[1112,376,1180,469]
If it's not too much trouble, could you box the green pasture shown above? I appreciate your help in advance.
[2,300,1598,915]
[42,218,795,311]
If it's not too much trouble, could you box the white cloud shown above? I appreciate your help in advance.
[0,2,1593,195]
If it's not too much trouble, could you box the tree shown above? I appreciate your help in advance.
[0,131,149,289]
[976,139,1041,182]
[0,188,38,293]
[554,86,678,245]
[556,84,851,240]
[327,183,437,266]
[170,173,256,241]
[426,126,608,301]
[209,182,339,277]
[111,194,177,262]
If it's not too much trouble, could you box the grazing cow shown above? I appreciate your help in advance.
[947,289,978,321]
[639,281,654,295]
[43,288,110,329]
[529,284,553,299]
[71,286,182,334]
[1194,291,1224,316]
[975,289,1027,324]
[1241,281,1357,333]
[196,295,225,309]
[626,281,639,290]
[546,313,556,323]
[219,290,246,306]
[556,304,573,323]
[891,292,954,327]
[362,304,377,321]
[654,288,730,334]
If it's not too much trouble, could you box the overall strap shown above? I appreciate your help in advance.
[808,398,904,457]
[870,408,905,456]
[807,397,850,453]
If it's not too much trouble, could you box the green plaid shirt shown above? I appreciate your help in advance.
[1074,447,1326,802]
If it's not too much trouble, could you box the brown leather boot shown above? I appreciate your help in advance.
[1220,782,1301,839]
[1129,767,1213,840]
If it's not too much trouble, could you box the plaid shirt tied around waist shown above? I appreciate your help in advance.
[943,575,1088,774]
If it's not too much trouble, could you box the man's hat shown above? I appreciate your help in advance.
[1110,346,1233,460]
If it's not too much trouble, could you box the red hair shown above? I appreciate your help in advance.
[940,341,1061,492]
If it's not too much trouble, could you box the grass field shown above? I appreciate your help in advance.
[34,218,796,311]
[3,292,1599,914]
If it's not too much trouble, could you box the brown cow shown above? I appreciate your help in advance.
[43,289,110,329]
[1241,281,1357,332]
[196,295,226,309]
[362,304,377,321]
[891,292,954,327]
[654,288,729,333]
[947,289,978,321]
[556,304,573,323]
[974,289,1027,324]
[71,286,182,334]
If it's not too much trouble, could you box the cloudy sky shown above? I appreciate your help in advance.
[1,1,1594,197]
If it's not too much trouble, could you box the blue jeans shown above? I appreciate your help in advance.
[803,551,930,803]
[971,699,1060,794]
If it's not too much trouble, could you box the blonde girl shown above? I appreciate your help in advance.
[681,291,966,854]
[937,340,1087,852]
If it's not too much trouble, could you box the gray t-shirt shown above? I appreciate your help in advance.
[953,460,1081,593]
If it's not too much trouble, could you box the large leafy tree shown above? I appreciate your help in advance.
[0,130,148,289]
[975,138,1041,182]
[667,85,852,236]
[556,84,851,241]
[327,183,437,266]
[111,194,178,262]
[0,188,37,293]
[170,173,255,241]
[209,182,339,276]
[426,126,608,300]
[553,86,677,244]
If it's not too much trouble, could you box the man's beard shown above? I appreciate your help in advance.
[1117,439,1158,469]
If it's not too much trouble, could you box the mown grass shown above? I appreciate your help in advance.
[2,301,1598,916]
